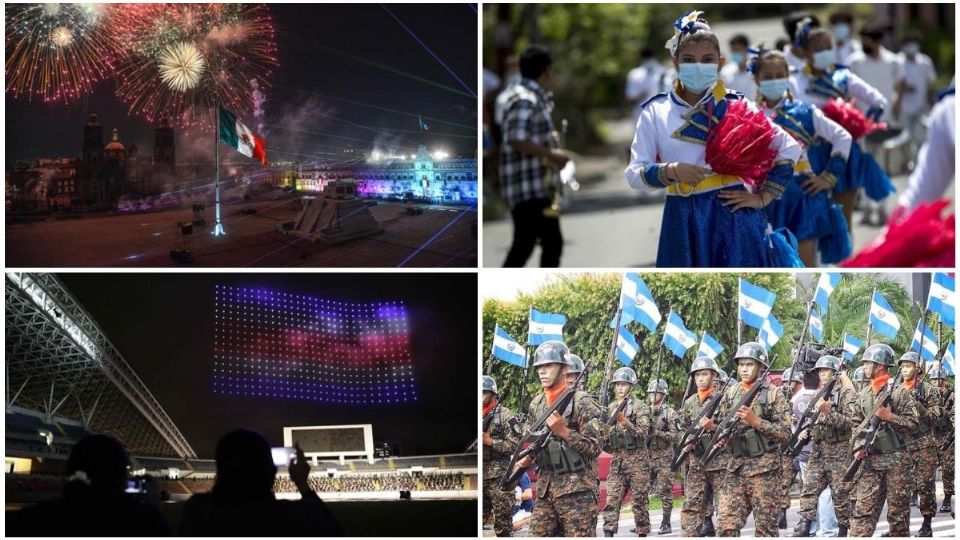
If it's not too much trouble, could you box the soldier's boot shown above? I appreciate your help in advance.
[880,532,890,537]
[914,517,933,537]
[778,508,788,529]
[837,524,848,537]
[792,518,813,537]
[940,494,952,513]
[603,532,614,538]
[910,493,919,507]
[699,518,715,537]
[658,511,672,535]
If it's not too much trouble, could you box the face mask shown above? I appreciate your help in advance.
[678,63,719,93]
[902,43,920,55]
[505,73,522,87]
[833,23,851,41]
[813,49,835,71]
[759,78,790,100]
[730,52,745,65]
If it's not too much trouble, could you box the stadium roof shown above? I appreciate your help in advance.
[5,273,196,458]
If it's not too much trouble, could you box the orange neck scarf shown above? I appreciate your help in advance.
[544,380,569,406]
[483,399,497,417]
[697,386,714,402]
[871,372,891,394]
[741,380,755,392]
[902,377,916,390]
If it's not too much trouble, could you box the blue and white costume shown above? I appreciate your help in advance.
[762,96,851,242]
[793,65,895,201]
[626,82,801,267]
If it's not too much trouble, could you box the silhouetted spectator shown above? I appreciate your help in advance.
[7,434,171,537]
[178,429,340,536]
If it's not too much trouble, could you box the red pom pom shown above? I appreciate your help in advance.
[841,200,955,267]
[821,98,887,140]
[705,99,778,191]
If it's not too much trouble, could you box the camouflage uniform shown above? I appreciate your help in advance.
[526,390,603,537]
[483,402,521,537]
[715,380,793,537]
[601,395,651,536]
[679,388,730,536]
[905,377,942,521]
[797,384,857,530]
[935,388,954,505]
[646,403,679,514]
[847,380,920,537]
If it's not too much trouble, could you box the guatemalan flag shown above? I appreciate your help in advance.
[869,291,901,339]
[927,272,955,328]
[616,326,640,366]
[697,332,723,360]
[758,314,784,352]
[809,310,825,343]
[842,333,862,362]
[663,311,697,359]
[492,325,526,367]
[739,278,777,330]
[219,106,267,165]
[814,273,841,316]
[528,309,566,345]
[911,320,939,361]
[611,273,662,332]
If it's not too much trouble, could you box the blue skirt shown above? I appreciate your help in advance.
[657,185,772,268]
[764,176,832,241]
[837,142,895,201]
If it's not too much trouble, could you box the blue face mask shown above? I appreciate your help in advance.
[833,23,851,42]
[678,63,719,93]
[902,43,920,56]
[759,78,791,100]
[730,52,745,65]
[813,49,835,71]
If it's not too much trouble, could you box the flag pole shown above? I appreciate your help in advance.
[486,324,497,376]
[737,279,744,346]
[213,104,225,236]
[601,307,624,424]
[865,287,876,348]
[520,307,533,415]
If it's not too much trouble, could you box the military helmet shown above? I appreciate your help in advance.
[862,343,896,367]
[647,378,668,394]
[814,355,841,372]
[898,351,921,365]
[612,367,638,385]
[690,355,721,376]
[566,354,585,374]
[532,340,570,367]
[782,367,803,382]
[482,375,498,395]
[734,342,769,367]
[852,366,867,383]
[927,365,949,380]
[716,367,729,383]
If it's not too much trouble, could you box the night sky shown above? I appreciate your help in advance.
[57,273,477,458]
[5,3,478,162]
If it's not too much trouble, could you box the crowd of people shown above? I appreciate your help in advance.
[272,471,465,493]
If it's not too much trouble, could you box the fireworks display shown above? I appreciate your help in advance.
[5,3,117,103]
[108,3,278,126]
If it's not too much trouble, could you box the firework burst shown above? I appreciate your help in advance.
[107,3,278,127]
[5,3,117,103]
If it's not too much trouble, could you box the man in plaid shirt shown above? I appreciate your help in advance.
[499,46,570,267]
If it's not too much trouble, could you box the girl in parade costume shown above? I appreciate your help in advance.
[790,20,895,239]
[626,11,802,268]
[751,48,853,266]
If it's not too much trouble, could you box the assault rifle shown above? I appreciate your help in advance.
[608,393,634,426]
[842,370,903,482]
[783,370,844,458]
[701,364,771,466]
[670,376,731,471]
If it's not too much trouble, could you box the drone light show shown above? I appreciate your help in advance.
[213,285,417,404]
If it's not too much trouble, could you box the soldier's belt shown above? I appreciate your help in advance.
[666,174,741,196]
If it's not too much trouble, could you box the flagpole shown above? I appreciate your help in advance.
[486,324,496,376]
[213,104,225,236]
[937,319,944,374]
[520,307,533,415]
[601,307,624,424]
[737,279,744,346]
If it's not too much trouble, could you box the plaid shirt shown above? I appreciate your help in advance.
[498,79,556,209]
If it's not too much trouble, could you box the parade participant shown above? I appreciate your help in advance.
[847,344,920,538]
[483,376,521,537]
[513,341,602,537]
[752,48,853,266]
[782,12,821,71]
[721,34,757,99]
[713,342,793,536]
[793,356,856,538]
[895,84,954,215]
[827,9,862,65]
[565,353,587,391]
[897,351,941,537]
[645,378,680,534]
[625,10,802,268]
[777,367,807,531]
[499,46,569,268]
[626,48,669,124]
[791,20,894,238]
[927,365,954,515]
[894,31,937,169]
[601,367,652,537]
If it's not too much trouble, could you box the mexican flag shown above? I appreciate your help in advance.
[219,106,267,164]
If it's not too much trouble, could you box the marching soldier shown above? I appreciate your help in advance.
[847,344,920,538]
[679,355,727,537]
[928,365,954,515]
[778,367,805,530]
[565,354,588,392]
[852,366,868,391]
[793,355,857,538]
[646,378,679,534]
[514,340,603,537]
[482,375,520,537]
[601,367,652,537]
[714,342,793,537]
[898,351,941,536]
